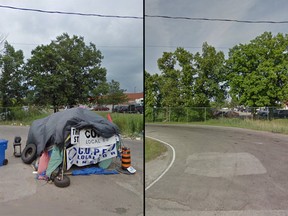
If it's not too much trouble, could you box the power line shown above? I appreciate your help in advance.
[145,14,288,24]
[10,42,142,49]
[0,4,143,19]
[146,45,202,48]
[146,45,230,49]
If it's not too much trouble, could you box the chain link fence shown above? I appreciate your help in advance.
[0,106,52,122]
[0,106,143,136]
[145,107,288,123]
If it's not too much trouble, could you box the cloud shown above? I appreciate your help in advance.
[145,0,288,74]
[102,47,143,92]
[0,0,143,92]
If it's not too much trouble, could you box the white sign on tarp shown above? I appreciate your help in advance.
[71,127,80,144]
[70,127,117,148]
[66,143,117,170]
[79,128,117,147]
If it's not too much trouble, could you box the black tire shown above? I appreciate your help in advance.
[21,143,37,164]
[54,175,70,188]
[3,159,8,165]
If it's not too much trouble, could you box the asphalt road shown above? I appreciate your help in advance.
[145,124,288,216]
[0,125,143,216]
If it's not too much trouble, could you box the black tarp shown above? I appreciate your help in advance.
[26,107,120,155]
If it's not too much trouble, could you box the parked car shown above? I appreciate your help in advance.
[277,109,288,118]
[0,111,11,121]
[213,110,239,118]
[112,106,125,113]
[118,105,128,113]
[93,106,109,111]
[135,105,143,114]
[257,110,269,117]
[127,104,143,114]
[257,109,281,118]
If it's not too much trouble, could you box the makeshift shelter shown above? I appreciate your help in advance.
[22,107,121,187]
[26,107,120,156]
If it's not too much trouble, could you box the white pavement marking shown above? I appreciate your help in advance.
[146,210,288,216]
[252,141,264,145]
[185,152,267,177]
[145,136,176,191]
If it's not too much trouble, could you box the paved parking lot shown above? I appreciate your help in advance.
[146,124,288,216]
[0,125,143,216]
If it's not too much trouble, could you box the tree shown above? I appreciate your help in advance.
[152,45,227,121]
[105,80,128,110]
[25,33,107,112]
[226,32,288,110]
[25,44,65,112]
[0,35,7,53]
[156,45,226,108]
[157,50,184,107]
[193,42,227,107]
[89,81,109,105]
[144,71,162,108]
[0,41,25,107]
[145,71,163,121]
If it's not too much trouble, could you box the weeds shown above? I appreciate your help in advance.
[0,109,143,137]
[145,137,167,162]
[192,118,288,134]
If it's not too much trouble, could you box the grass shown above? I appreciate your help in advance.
[0,111,52,126]
[149,118,288,135]
[195,118,288,134]
[0,110,143,137]
[95,112,143,137]
[145,137,167,162]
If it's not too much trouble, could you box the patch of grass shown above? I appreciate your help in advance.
[96,112,143,137]
[205,118,288,134]
[1,109,143,137]
[145,137,167,162]
[0,109,52,126]
[167,118,288,134]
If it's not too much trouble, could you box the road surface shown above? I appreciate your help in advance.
[145,124,288,216]
[0,125,143,216]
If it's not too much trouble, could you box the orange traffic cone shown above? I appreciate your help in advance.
[121,147,131,170]
[107,113,113,122]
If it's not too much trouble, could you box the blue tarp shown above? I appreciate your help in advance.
[71,167,119,176]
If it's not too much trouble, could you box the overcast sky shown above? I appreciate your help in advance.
[145,0,288,74]
[0,0,143,93]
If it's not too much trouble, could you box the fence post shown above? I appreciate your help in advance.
[205,107,206,122]
[5,107,7,121]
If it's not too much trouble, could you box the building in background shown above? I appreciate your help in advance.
[125,92,143,105]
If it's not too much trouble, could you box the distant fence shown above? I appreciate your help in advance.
[145,107,287,122]
[0,106,52,122]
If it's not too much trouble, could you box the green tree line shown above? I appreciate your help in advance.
[145,32,288,120]
[0,33,127,112]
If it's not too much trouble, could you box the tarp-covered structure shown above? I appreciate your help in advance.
[26,107,120,156]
